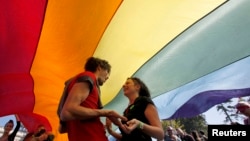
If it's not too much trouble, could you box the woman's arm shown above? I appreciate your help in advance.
[105,118,122,140]
[124,104,164,140]
[139,104,164,140]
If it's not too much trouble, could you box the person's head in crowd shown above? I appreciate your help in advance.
[176,128,184,136]
[34,125,46,135]
[4,120,14,134]
[24,124,54,141]
[166,126,174,135]
[199,130,208,141]
[235,101,250,116]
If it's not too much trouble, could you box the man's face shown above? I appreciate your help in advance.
[167,129,173,135]
[241,108,250,116]
[98,68,110,86]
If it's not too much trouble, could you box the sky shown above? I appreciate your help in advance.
[204,105,227,124]
[204,97,245,125]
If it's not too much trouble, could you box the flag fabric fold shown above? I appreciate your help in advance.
[154,56,250,120]
[0,0,48,116]
[18,112,52,133]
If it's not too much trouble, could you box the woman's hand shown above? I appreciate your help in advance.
[122,119,141,134]
[106,111,127,128]
[105,118,112,130]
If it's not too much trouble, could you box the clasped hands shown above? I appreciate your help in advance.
[106,116,141,134]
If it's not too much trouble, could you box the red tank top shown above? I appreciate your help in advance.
[66,71,108,141]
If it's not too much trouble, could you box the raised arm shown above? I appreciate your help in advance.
[8,114,21,141]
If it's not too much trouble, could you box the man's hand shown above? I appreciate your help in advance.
[106,110,127,127]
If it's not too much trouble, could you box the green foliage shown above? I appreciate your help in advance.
[161,114,207,135]
[161,119,183,132]
[160,97,250,136]
[176,114,207,134]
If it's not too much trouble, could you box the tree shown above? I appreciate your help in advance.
[161,119,183,132]
[176,114,207,134]
[215,97,250,124]
[162,114,207,135]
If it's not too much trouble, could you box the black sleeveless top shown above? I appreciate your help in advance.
[120,96,154,141]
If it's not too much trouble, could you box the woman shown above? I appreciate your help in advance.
[106,77,164,141]
[0,115,21,141]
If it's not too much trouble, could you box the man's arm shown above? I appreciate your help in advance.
[60,82,126,123]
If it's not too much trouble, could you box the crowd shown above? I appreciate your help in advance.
[163,126,207,141]
[0,115,54,141]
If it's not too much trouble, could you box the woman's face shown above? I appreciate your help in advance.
[4,122,14,133]
[122,79,139,96]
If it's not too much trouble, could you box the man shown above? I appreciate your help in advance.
[164,126,181,141]
[235,101,250,125]
[60,57,127,141]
